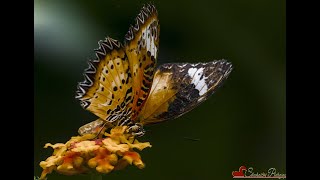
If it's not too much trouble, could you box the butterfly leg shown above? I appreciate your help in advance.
[94,121,109,139]
[78,119,112,139]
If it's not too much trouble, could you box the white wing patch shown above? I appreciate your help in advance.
[188,67,208,96]
[188,68,197,77]
[141,19,158,59]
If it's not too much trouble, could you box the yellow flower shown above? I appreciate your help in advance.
[71,140,100,153]
[128,139,152,151]
[56,151,88,175]
[38,126,151,179]
[102,138,130,153]
[87,148,118,173]
[43,143,66,156]
[122,151,145,169]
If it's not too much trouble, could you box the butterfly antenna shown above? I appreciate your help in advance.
[183,137,200,141]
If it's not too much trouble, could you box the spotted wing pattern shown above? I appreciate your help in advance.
[124,4,159,120]
[136,60,233,125]
[75,3,159,125]
[75,37,134,123]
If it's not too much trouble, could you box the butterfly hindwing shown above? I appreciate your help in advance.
[124,3,160,120]
[137,60,233,125]
[75,37,134,122]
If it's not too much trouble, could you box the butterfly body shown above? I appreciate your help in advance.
[76,3,232,137]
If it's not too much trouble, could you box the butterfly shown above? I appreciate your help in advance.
[75,3,233,137]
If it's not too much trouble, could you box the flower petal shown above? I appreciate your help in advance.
[71,140,100,153]
[122,151,145,169]
[128,141,152,151]
[102,138,129,153]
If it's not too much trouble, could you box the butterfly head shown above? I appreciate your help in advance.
[127,123,146,137]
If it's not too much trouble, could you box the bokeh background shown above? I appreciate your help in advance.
[34,0,286,179]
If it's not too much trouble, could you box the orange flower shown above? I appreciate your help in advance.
[87,148,118,174]
[122,151,145,169]
[39,126,151,179]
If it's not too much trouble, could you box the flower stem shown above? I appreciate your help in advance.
[90,174,102,180]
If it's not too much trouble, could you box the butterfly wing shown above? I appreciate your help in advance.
[75,37,134,123]
[136,60,233,125]
[124,3,160,120]
[75,3,159,125]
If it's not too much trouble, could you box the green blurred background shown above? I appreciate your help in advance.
[34,0,285,179]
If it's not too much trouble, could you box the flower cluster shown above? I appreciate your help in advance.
[39,126,151,179]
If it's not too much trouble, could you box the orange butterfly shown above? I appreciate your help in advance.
[75,3,232,137]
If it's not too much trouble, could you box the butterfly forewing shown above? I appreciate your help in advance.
[75,38,134,122]
[137,60,233,125]
[124,4,160,120]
